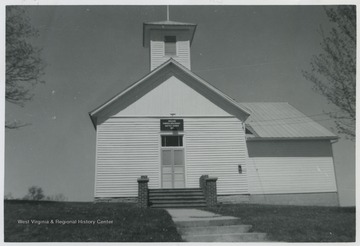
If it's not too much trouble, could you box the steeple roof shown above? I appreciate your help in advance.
[143,20,197,47]
[144,20,196,26]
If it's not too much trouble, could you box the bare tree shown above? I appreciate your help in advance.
[303,6,356,140]
[23,186,45,201]
[6,6,45,129]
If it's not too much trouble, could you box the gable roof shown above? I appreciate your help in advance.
[89,59,251,127]
[89,60,338,141]
[239,102,338,140]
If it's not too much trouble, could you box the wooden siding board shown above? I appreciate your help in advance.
[94,125,99,199]
[185,118,248,195]
[95,118,160,197]
[247,157,337,194]
[95,117,249,197]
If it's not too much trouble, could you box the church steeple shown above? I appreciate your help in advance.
[143,20,197,71]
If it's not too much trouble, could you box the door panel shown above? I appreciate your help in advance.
[162,150,172,164]
[163,166,172,173]
[174,150,184,165]
[162,182,172,189]
[161,148,185,188]
[174,166,184,173]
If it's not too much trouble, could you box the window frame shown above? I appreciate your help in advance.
[161,135,183,147]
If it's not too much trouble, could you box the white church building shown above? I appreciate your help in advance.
[89,19,339,206]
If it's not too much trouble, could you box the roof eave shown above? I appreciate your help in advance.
[246,136,339,141]
[89,59,174,118]
[89,113,97,129]
[143,22,197,47]
[167,59,251,118]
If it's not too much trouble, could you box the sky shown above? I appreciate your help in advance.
[4,5,355,206]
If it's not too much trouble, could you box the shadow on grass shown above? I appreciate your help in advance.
[4,200,183,242]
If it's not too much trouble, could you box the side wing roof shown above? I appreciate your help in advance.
[239,102,338,140]
[89,59,251,127]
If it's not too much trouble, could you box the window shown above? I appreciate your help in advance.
[164,36,176,56]
[161,135,183,147]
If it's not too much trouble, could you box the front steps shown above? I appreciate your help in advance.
[166,209,268,242]
[149,188,206,208]
[176,218,267,242]
[182,232,268,242]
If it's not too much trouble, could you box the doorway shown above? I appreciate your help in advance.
[161,135,185,188]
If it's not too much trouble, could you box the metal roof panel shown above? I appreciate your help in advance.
[239,102,337,139]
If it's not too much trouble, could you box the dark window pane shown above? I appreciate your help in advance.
[164,36,176,42]
[161,136,183,147]
[164,36,176,55]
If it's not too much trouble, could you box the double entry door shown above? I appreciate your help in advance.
[161,148,185,188]
[161,135,185,188]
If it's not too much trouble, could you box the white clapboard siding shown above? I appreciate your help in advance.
[185,118,249,195]
[115,76,232,117]
[150,40,191,70]
[95,117,248,197]
[95,118,160,197]
[247,157,337,194]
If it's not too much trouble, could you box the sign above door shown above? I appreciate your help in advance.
[160,119,184,131]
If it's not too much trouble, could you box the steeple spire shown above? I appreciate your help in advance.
[167,5,169,21]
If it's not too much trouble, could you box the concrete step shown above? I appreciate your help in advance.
[149,188,202,193]
[151,199,205,204]
[151,201,206,206]
[149,188,206,208]
[150,192,204,196]
[151,203,206,208]
[175,218,243,228]
[179,224,252,235]
[183,232,268,242]
[149,195,205,200]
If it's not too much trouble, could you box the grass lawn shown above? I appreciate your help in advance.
[206,203,355,242]
[4,200,182,242]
